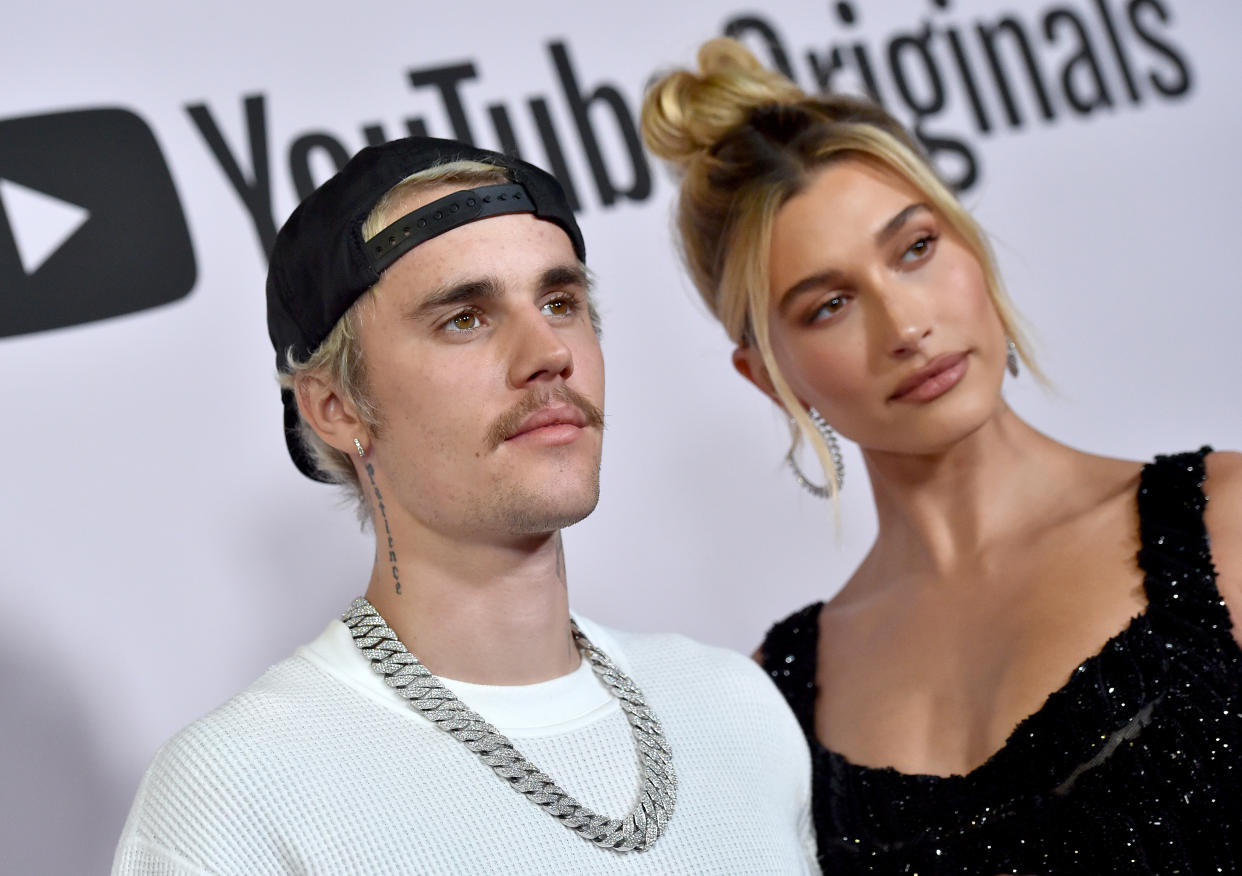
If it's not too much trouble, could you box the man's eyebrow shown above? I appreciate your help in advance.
[408,278,503,319]
[405,264,589,321]
[539,263,591,293]
[776,203,933,316]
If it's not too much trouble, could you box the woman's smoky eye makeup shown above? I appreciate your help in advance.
[899,232,938,263]
[894,210,941,264]
[803,294,849,325]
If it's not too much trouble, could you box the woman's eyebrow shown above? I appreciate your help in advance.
[777,203,933,315]
[876,203,931,245]
[778,269,847,316]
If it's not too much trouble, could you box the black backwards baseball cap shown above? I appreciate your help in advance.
[266,136,586,482]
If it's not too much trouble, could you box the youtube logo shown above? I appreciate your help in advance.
[0,108,196,338]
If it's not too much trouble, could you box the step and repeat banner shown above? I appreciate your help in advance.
[3,0,1237,871]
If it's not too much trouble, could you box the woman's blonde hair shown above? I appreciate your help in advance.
[641,37,1037,500]
[277,159,511,520]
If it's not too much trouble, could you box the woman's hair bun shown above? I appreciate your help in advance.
[641,37,806,170]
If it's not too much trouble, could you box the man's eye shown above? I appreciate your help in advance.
[447,312,480,332]
[543,298,572,317]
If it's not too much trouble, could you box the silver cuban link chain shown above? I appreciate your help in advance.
[341,597,678,852]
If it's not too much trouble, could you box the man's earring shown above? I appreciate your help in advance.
[354,438,366,458]
[1006,338,1020,378]
[786,407,845,499]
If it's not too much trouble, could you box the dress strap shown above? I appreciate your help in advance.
[759,602,822,738]
[1136,447,1225,626]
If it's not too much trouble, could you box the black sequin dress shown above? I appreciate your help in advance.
[762,449,1242,875]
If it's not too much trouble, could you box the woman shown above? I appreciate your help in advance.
[641,38,1242,874]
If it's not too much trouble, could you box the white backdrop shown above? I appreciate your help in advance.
[2,1,1238,872]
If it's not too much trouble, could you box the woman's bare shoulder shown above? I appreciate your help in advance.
[1204,450,1242,532]
[1205,449,1242,483]
[1204,450,1242,641]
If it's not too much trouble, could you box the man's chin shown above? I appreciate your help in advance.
[499,483,601,535]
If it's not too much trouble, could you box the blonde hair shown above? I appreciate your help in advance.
[641,37,1038,500]
[278,160,511,518]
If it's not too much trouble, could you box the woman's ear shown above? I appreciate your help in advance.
[294,372,368,456]
[732,345,786,411]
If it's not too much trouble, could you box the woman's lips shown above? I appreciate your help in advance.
[890,352,970,402]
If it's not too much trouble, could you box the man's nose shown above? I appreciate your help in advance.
[507,308,574,387]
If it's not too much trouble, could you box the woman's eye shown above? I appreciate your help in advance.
[447,312,480,332]
[901,235,937,262]
[808,296,847,324]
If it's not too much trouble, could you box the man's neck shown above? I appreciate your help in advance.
[362,528,579,685]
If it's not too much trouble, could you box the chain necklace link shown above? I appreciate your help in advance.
[342,597,678,852]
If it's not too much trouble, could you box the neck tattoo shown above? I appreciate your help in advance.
[365,462,402,595]
[342,597,678,852]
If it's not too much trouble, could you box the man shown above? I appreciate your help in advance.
[113,137,817,874]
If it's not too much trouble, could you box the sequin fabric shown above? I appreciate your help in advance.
[762,448,1242,874]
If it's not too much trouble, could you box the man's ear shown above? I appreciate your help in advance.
[732,345,786,412]
[294,372,368,455]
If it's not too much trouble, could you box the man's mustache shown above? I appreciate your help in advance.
[486,385,605,448]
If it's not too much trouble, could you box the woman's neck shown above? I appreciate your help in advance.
[861,408,1083,578]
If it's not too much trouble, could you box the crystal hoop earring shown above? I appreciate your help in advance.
[785,407,845,499]
[1006,338,1020,377]
[354,437,366,458]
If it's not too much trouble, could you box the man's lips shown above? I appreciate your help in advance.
[889,352,970,402]
[487,387,604,448]
[504,404,590,441]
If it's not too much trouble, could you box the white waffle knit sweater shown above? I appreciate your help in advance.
[114,615,818,875]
